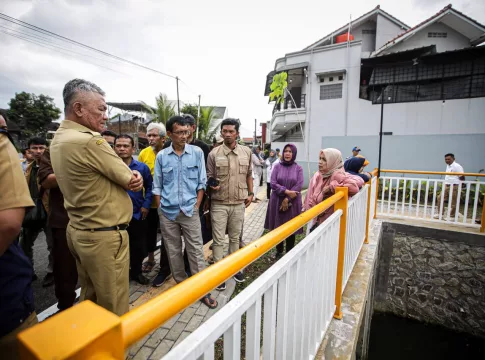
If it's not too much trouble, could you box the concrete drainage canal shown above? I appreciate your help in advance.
[359,222,485,359]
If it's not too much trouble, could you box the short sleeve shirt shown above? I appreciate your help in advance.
[50,120,133,229]
[0,133,34,211]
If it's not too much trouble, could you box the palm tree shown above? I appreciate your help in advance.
[199,106,223,142]
[143,93,175,125]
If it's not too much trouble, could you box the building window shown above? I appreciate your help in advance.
[320,84,343,100]
[329,77,334,82]
[362,29,376,35]
[338,75,344,80]
[428,32,447,38]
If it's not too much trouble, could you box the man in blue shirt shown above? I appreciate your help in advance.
[153,116,217,309]
[114,134,153,285]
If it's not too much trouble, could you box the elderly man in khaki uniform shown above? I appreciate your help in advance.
[207,118,254,290]
[50,79,143,316]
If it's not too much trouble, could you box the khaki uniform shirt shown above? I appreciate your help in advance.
[50,120,133,230]
[0,133,34,211]
[207,143,252,204]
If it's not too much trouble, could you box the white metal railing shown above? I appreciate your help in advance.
[369,176,377,226]
[378,176,484,228]
[343,184,369,291]
[163,212,342,360]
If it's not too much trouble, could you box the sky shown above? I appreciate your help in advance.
[0,0,484,137]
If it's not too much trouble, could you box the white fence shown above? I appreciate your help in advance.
[343,184,369,291]
[378,177,483,228]
[163,212,342,360]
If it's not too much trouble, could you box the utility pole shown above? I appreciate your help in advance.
[377,90,385,178]
[254,118,257,146]
[196,95,201,139]
[176,76,180,115]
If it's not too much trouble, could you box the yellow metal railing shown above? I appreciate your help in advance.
[379,169,485,233]
[19,185,366,359]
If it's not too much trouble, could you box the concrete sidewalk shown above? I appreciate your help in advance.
[128,186,268,359]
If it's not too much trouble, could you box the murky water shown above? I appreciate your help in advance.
[368,313,485,360]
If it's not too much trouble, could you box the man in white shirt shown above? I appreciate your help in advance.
[436,153,464,219]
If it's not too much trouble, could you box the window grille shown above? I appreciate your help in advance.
[320,84,343,100]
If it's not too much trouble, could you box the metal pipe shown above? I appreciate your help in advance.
[196,94,201,139]
[380,169,485,177]
[176,76,180,115]
[377,91,384,178]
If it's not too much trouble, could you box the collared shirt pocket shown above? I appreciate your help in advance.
[238,182,248,200]
[162,166,174,184]
[216,158,229,177]
[239,157,249,174]
[187,165,198,179]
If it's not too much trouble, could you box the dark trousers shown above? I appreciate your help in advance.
[128,218,147,279]
[146,208,159,254]
[20,225,54,273]
[276,234,296,254]
[266,184,271,200]
[52,228,78,310]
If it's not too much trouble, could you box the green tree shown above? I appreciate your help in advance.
[199,106,224,142]
[181,103,198,119]
[143,93,175,125]
[8,92,61,137]
[269,72,288,105]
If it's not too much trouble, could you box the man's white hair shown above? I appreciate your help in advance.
[63,78,105,111]
[147,122,166,136]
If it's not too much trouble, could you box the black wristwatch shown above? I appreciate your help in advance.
[248,192,254,196]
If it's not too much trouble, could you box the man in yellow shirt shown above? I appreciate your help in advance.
[138,122,171,286]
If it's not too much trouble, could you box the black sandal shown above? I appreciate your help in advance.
[200,293,218,309]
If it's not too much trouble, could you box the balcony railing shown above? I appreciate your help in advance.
[273,93,306,114]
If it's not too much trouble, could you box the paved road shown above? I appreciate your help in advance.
[31,231,78,313]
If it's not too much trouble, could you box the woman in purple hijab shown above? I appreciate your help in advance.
[264,144,304,259]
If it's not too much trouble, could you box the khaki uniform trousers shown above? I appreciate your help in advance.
[438,184,460,217]
[211,203,245,263]
[0,312,38,360]
[67,225,129,316]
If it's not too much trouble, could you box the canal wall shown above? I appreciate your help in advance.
[374,222,485,338]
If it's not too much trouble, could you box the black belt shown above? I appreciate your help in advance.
[89,224,128,232]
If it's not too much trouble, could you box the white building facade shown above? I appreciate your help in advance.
[265,5,485,184]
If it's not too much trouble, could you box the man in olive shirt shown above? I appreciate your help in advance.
[0,126,37,360]
[50,79,143,316]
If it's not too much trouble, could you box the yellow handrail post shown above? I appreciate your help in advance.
[364,181,372,244]
[481,195,485,233]
[17,301,124,360]
[374,168,379,219]
[333,186,348,320]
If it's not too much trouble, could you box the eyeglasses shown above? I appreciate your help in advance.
[171,130,190,136]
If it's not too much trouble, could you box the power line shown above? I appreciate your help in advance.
[0,12,177,79]
[0,30,128,75]
[0,26,124,68]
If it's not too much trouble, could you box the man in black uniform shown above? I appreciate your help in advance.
[0,122,37,359]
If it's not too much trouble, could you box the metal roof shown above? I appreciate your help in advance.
[107,101,155,113]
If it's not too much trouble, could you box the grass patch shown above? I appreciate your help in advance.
[214,227,307,359]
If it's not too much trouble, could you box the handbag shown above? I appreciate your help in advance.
[22,187,47,228]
